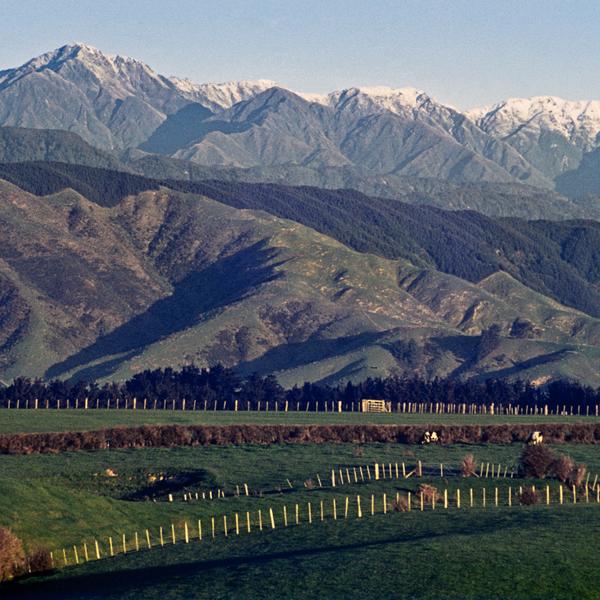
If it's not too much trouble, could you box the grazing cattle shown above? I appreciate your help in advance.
[527,431,543,445]
[421,431,440,445]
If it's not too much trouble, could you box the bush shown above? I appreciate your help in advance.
[520,488,539,505]
[519,445,557,478]
[26,548,53,574]
[392,496,409,512]
[552,455,574,482]
[568,464,588,489]
[461,453,477,477]
[418,484,440,505]
[0,527,25,582]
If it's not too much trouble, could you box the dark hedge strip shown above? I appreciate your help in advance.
[2,423,600,455]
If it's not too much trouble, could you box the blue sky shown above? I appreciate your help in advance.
[2,0,599,109]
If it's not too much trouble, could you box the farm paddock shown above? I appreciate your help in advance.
[2,413,600,599]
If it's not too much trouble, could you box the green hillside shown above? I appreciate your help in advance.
[1,177,600,385]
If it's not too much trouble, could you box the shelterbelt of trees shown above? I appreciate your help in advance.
[0,365,599,412]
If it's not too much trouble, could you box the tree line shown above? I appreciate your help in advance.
[0,365,599,411]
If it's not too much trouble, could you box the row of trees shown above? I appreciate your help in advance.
[0,365,599,411]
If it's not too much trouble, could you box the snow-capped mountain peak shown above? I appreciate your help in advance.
[470,96,600,149]
[171,78,280,111]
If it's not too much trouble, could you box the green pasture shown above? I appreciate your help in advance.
[5,504,600,600]
[1,408,598,434]
[2,426,600,599]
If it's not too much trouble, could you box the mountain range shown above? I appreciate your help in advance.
[1,43,600,387]
[1,43,599,201]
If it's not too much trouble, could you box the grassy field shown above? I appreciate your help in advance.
[2,414,600,599]
[6,504,600,599]
[2,408,598,434]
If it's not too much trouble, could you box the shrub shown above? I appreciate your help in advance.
[26,548,53,574]
[0,527,25,582]
[568,464,587,489]
[519,445,557,478]
[461,453,477,477]
[520,488,539,505]
[392,496,409,512]
[417,484,440,504]
[552,455,574,483]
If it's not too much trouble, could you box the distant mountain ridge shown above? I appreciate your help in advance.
[1,43,598,197]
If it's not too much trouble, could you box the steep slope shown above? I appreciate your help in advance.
[470,96,600,182]
[2,177,600,385]
[172,87,351,168]
[1,161,599,318]
[0,44,197,149]
[326,87,551,188]
[0,127,124,169]
[555,147,600,199]
[171,86,549,186]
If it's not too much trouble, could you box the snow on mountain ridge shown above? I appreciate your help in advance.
[171,78,279,110]
[470,96,600,149]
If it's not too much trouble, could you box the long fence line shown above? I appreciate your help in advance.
[50,482,600,571]
[2,397,600,416]
[174,459,600,502]
[158,460,518,503]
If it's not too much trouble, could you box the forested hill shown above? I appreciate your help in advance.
[2,160,600,318]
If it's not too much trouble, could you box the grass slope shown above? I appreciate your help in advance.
[2,439,600,600]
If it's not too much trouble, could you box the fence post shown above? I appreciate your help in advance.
[295,504,300,525]
[171,524,176,544]
[146,529,152,549]
[184,522,189,543]
[456,489,461,508]
[83,542,89,561]
[407,492,411,511]
[383,493,387,514]
[109,537,114,556]
[470,488,474,507]
[307,503,312,524]
[546,485,550,505]
[159,527,164,547]
[333,498,337,520]
[508,487,512,507]
[420,492,424,511]
[444,489,448,509]
[345,496,349,518]
[223,515,228,537]
[246,512,251,533]
[482,488,486,508]
[259,510,264,531]
[235,513,240,534]
[572,485,577,504]
[559,485,564,505]
[320,500,324,521]
[283,506,288,527]
[269,507,276,529]
[134,532,140,551]
[357,495,362,518]
[94,539,101,559]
